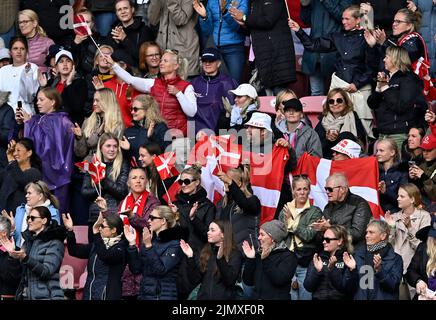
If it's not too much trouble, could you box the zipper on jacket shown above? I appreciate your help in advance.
[89,255,98,300]
[217,10,223,47]
[101,285,107,300]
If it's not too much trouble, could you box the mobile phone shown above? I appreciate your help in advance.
[408,161,416,167]
[17,101,22,110]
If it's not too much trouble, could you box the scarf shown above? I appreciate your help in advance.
[283,121,305,149]
[102,234,122,249]
[321,111,357,137]
[118,191,149,246]
[230,102,257,127]
[367,240,388,253]
[284,199,311,251]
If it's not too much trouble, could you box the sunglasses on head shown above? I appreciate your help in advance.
[323,237,338,243]
[177,178,195,186]
[149,215,164,221]
[27,215,41,222]
[324,186,342,193]
[328,98,344,105]
[131,107,144,112]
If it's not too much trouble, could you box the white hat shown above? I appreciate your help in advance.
[245,112,272,132]
[55,49,74,64]
[0,48,10,61]
[229,83,258,99]
[331,139,361,159]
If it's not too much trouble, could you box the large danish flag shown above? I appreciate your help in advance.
[154,151,179,180]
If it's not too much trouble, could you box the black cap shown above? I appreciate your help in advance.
[282,98,303,112]
[201,47,221,62]
[45,44,63,67]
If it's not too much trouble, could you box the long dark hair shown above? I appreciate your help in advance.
[15,137,42,171]
[140,142,162,195]
[199,220,237,276]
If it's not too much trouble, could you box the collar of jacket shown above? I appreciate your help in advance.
[155,225,188,243]
[22,221,67,243]
[176,187,208,204]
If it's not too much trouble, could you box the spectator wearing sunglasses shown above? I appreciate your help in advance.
[125,205,187,300]
[304,225,354,300]
[2,206,66,300]
[314,88,367,159]
[311,173,372,246]
[13,181,60,248]
[121,94,170,163]
[171,165,216,299]
[62,211,128,300]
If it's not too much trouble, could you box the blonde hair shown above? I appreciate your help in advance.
[25,180,60,209]
[377,138,400,163]
[83,88,124,138]
[133,94,166,128]
[323,88,354,116]
[19,10,47,37]
[222,165,253,212]
[155,205,180,228]
[93,45,114,68]
[426,237,436,278]
[386,46,412,72]
[397,8,422,32]
[96,133,123,181]
[164,49,188,80]
[275,89,297,112]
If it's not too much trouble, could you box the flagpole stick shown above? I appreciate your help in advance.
[89,34,105,57]
[95,154,102,198]
[284,0,291,19]
[161,180,172,204]
[92,180,100,196]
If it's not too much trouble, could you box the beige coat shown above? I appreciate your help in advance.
[0,0,18,33]
[148,0,200,77]
[389,208,431,273]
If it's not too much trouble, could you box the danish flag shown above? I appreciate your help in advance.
[154,152,179,180]
[75,155,106,186]
[73,14,92,36]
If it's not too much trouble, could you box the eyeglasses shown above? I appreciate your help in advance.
[177,178,195,186]
[324,186,343,193]
[18,20,33,25]
[99,224,110,229]
[145,53,161,58]
[328,98,344,105]
[27,215,41,222]
[166,49,179,55]
[149,215,164,221]
[131,107,145,112]
[323,237,339,243]
[393,19,408,25]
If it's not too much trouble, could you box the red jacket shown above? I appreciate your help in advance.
[150,76,190,136]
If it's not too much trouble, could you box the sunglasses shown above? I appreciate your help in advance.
[131,107,145,112]
[323,237,339,243]
[149,215,164,221]
[328,98,344,105]
[99,224,110,229]
[27,215,41,222]
[324,186,342,193]
[177,178,195,186]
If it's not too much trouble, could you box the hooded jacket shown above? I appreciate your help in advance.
[17,221,67,300]
[127,225,187,300]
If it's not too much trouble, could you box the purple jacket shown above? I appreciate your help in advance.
[24,112,74,190]
[191,72,238,133]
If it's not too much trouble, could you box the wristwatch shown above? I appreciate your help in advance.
[242,14,247,22]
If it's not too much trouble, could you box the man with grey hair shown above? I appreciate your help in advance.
[340,219,403,300]
[311,172,372,246]
[0,216,21,299]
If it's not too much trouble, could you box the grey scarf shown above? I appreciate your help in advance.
[367,240,388,253]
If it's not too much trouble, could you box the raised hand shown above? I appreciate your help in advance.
[62,213,74,232]
[0,234,15,252]
[1,210,15,232]
[425,109,435,123]
[180,239,193,258]
[242,240,255,258]
[313,253,323,272]
[119,136,130,151]
[147,121,155,138]
[328,255,337,270]
[217,243,224,259]
[373,253,382,273]
[364,30,377,48]
[92,211,105,234]
[378,180,387,194]
[169,203,179,213]
[193,0,207,18]
[124,225,137,245]
[384,211,395,227]
[142,226,153,248]
[74,34,88,45]
[189,202,199,221]
[6,141,16,162]
[72,122,82,137]
[288,18,300,32]
[66,65,76,86]
[38,70,48,87]
[374,29,386,45]
[343,252,356,271]
[92,76,104,90]
[95,196,108,212]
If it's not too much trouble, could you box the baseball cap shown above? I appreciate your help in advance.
[245,112,272,132]
[420,134,436,150]
[229,83,258,99]
[331,139,361,159]
[201,47,221,61]
[282,98,303,112]
[55,50,74,64]
[0,48,10,61]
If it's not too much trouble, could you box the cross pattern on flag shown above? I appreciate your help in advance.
[75,155,106,186]
[293,153,383,219]
[154,152,179,180]
[73,14,92,36]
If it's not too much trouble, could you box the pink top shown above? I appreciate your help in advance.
[27,33,55,73]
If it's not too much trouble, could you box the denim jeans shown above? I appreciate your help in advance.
[290,265,312,300]
[0,24,16,48]
[218,43,245,83]
[309,73,325,96]
[94,12,117,37]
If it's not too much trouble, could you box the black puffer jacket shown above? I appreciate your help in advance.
[368,70,426,135]
[0,92,15,169]
[108,17,155,68]
[174,188,216,253]
[216,182,260,251]
[81,160,129,222]
[66,231,128,300]
[406,241,429,299]
[245,0,296,87]
[243,242,297,300]
[0,244,22,296]
[304,249,352,300]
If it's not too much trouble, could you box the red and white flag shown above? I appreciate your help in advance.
[293,153,383,219]
[75,155,106,186]
[73,14,92,36]
[154,151,179,180]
